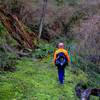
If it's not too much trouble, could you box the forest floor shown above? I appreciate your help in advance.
[0,57,99,100]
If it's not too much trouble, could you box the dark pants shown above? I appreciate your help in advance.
[57,65,66,84]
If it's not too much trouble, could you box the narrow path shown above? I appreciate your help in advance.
[0,57,90,100]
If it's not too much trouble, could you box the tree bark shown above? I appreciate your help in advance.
[38,0,47,39]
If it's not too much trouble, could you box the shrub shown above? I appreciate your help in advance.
[0,47,16,71]
[0,22,17,71]
[33,42,54,59]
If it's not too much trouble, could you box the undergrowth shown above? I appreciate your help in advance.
[0,57,89,100]
[0,42,99,99]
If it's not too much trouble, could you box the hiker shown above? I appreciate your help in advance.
[53,42,70,84]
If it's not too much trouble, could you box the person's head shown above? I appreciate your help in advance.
[58,42,64,48]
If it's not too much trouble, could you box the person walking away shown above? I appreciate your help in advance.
[53,43,70,84]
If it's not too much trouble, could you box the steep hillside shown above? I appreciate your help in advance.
[0,0,100,100]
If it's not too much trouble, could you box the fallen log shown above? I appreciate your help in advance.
[75,83,100,100]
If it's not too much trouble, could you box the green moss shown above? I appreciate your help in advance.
[0,57,90,100]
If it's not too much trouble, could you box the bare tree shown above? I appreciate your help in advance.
[38,0,48,39]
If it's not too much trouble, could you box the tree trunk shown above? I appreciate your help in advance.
[38,0,47,39]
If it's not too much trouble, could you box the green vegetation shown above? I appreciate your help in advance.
[0,22,7,45]
[0,23,16,71]
[0,0,100,99]
[0,49,16,71]
[0,57,88,100]
[0,39,99,99]
[0,30,99,99]
[33,41,54,59]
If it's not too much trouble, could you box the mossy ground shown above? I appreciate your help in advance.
[0,57,99,100]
